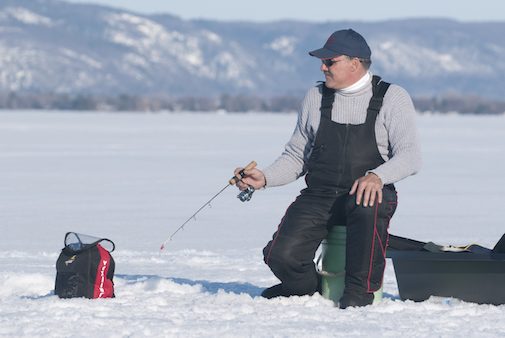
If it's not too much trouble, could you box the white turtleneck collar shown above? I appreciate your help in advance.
[339,72,371,94]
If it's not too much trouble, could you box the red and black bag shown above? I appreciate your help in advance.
[55,232,115,299]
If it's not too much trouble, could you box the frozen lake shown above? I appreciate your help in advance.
[1,111,504,337]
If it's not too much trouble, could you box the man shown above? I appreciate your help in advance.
[236,29,421,308]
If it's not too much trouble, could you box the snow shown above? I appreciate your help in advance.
[0,44,37,90]
[373,40,489,75]
[59,48,103,70]
[1,111,505,337]
[94,11,238,81]
[0,7,54,27]
[211,52,245,82]
[266,36,298,56]
[103,12,255,85]
[202,30,223,44]
[104,12,204,66]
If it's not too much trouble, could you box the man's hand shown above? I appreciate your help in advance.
[349,173,383,207]
[234,167,266,190]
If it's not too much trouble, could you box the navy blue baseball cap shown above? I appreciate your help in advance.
[309,29,371,59]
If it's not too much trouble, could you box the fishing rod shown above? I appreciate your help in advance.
[159,161,257,251]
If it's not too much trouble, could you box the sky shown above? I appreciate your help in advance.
[65,0,505,22]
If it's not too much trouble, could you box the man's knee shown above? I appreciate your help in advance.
[264,239,299,271]
[267,249,319,295]
[264,238,315,278]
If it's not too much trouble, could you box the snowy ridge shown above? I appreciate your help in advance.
[373,39,492,75]
[0,0,505,98]
[0,6,54,26]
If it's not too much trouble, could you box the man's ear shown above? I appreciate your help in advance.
[350,58,361,72]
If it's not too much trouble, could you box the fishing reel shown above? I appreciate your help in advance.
[237,186,255,202]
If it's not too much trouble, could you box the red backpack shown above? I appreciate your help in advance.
[55,232,115,299]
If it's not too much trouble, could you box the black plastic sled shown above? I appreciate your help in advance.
[387,233,505,305]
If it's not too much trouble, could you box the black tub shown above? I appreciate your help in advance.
[387,234,505,305]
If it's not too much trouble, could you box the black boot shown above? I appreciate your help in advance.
[261,283,320,299]
[338,292,374,309]
[260,283,290,299]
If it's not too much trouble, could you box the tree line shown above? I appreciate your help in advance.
[0,92,302,113]
[1,91,504,114]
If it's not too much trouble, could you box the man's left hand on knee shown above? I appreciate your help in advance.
[349,173,383,207]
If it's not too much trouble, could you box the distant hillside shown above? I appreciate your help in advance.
[1,0,505,106]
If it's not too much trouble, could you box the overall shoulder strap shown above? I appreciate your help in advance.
[320,82,335,120]
[368,75,391,115]
[366,76,393,159]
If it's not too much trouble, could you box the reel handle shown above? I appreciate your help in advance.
[229,161,257,185]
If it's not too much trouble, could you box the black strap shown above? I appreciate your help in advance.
[320,84,335,120]
[367,75,391,119]
[320,75,390,121]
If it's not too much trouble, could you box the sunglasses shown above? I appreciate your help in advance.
[321,58,342,67]
[322,57,370,68]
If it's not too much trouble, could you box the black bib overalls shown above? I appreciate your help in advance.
[263,76,398,298]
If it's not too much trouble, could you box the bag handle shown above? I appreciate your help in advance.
[64,232,115,253]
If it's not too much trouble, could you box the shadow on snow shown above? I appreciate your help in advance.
[116,274,401,301]
[116,274,264,298]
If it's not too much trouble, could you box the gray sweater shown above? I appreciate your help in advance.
[262,76,422,188]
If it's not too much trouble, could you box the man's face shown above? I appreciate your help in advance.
[320,56,356,90]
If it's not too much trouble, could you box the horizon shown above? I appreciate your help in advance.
[63,0,505,23]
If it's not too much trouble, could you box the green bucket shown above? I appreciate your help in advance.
[317,226,383,305]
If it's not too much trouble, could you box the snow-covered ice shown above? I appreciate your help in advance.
[1,110,504,337]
